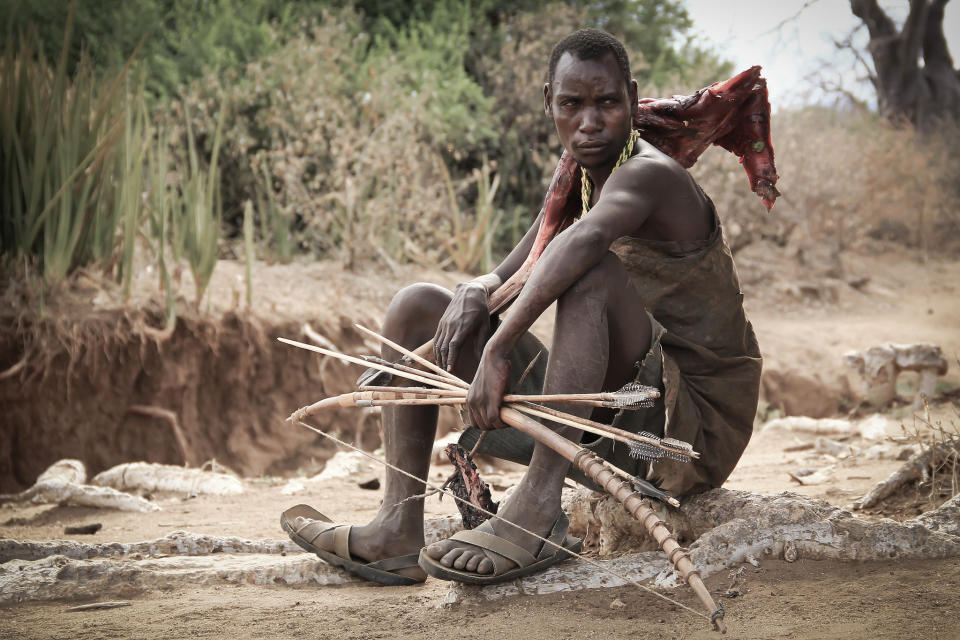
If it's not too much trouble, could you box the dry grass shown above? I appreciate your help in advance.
[907,402,960,511]
[692,107,960,258]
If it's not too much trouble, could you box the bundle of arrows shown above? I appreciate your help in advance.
[280,324,726,633]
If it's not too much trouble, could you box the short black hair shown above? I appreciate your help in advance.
[547,29,631,88]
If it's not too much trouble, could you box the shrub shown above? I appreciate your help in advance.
[176,6,500,269]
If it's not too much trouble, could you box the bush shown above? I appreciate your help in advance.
[0,0,304,99]
[177,6,500,269]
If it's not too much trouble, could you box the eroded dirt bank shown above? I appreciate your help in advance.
[3,248,959,492]
[0,261,454,492]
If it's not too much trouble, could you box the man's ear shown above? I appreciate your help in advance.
[629,79,639,116]
[543,83,553,118]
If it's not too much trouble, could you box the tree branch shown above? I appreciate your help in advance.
[897,0,930,74]
[922,0,955,72]
[833,26,877,86]
[758,0,823,37]
[849,0,896,39]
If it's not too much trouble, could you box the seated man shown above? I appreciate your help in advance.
[282,28,762,585]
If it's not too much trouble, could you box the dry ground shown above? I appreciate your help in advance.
[1,246,959,639]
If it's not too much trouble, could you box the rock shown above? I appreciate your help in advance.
[814,437,857,458]
[844,343,948,408]
[315,451,376,481]
[279,480,305,495]
[858,415,900,441]
[761,416,856,436]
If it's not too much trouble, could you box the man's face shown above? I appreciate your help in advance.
[544,51,637,170]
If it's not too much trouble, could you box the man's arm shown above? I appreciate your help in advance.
[491,209,544,286]
[465,159,676,430]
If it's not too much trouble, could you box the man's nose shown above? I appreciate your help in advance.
[579,107,602,132]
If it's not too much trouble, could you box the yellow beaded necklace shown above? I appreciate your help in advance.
[580,129,639,217]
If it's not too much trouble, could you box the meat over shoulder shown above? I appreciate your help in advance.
[488,67,780,313]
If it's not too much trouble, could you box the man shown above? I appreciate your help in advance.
[282,29,761,585]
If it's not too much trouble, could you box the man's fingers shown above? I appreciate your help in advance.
[446,339,460,372]
[468,404,487,432]
[434,327,448,369]
[489,402,507,430]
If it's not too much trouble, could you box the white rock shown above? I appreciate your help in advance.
[1,460,159,512]
[857,415,901,441]
[863,443,894,460]
[814,437,857,458]
[315,451,375,481]
[761,416,855,435]
[279,480,306,495]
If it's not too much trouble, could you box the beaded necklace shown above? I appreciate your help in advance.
[580,129,639,217]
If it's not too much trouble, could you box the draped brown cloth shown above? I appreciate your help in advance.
[610,202,762,497]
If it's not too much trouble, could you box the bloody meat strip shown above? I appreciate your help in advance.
[443,443,498,529]
[488,67,779,314]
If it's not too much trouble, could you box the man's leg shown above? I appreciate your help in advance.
[294,282,480,579]
[424,252,651,575]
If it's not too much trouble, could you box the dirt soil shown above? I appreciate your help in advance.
[1,244,960,639]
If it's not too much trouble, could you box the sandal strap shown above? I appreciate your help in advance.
[450,529,538,570]
[536,511,571,560]
[295,519,340,546]
[367,553,421,572]
[334,525,352,560]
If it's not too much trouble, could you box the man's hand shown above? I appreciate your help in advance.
[433,282,490,372]
[466,343,511,431]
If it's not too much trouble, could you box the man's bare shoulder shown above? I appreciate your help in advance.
[603,140,692,204]
[598,139,709,241]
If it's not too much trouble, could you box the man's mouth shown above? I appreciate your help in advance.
[575,140,608,153]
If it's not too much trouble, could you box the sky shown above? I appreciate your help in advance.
[684,0,960,110]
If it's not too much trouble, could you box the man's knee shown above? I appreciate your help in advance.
[383,282,451,344]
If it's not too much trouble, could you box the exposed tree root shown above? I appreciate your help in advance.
[1,459,252,513]
[0,553,356,604]
[0,460,157,513]
[125,406,192,466]
[92,462,244,496]
[853,441,959,509]
[444,488,960,604]
[0,516,465,604]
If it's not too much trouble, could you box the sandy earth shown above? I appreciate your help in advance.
[2,247,959,639]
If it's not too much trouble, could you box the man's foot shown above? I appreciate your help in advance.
[422,488,564,576]
[418,505,580,584]
[281,505,427,584]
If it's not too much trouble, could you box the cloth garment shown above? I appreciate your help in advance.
[460,198,761,498]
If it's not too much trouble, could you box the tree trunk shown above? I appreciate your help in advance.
[850,0,960,130]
